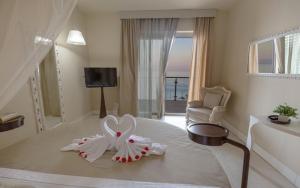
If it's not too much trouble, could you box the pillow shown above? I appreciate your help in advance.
[203,93,223,109]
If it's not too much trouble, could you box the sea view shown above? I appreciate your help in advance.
[165,77,189,101]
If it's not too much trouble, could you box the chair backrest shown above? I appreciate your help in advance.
[200,86,231,107]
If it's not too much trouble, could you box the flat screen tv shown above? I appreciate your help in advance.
[84,67,117,88]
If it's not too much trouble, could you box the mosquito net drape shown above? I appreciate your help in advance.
[0,0,77,110]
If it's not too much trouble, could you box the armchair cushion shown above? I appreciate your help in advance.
[203,93,223,109]
[188,100,203,108]
[187,107,212,122]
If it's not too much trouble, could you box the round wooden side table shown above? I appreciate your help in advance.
[187,123,250,188]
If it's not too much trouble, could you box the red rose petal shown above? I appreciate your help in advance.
[135,155,140,160]
[141,151,146,155]
[128,156,132,162]
[80,152,86,158]
[128,139,134,143]
[122,157,127,163]
[144,147,149,151]
[116,156,120,161]
[116,132,122,137]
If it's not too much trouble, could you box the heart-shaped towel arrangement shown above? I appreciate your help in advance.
[61,114,167,163]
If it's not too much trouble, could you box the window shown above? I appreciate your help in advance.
[165,34,193,113]
[257,40,275,73]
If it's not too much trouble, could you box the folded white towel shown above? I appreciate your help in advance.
[150,143,168,155]
[61,115,119,162]
[61,114,167,163]
[0,113,19,124]
[61,135,109,162]
[112,115,167,163]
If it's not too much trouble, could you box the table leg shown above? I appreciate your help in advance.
[225,138,250,188]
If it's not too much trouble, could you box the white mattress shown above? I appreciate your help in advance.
[0,168,218,188]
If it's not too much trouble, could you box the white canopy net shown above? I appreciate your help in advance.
[0,0,77,110]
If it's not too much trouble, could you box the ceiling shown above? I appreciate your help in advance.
[77,0,238,13]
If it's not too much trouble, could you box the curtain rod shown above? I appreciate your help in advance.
[119,9,216,19]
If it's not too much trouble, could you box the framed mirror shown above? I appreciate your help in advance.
[31,44,65,132]
[248,28,300,77]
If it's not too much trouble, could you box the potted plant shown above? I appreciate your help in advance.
[273,103,298,123]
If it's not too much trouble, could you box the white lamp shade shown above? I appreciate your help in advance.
[67,30,86,45]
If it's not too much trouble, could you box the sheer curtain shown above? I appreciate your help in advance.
[274,38,285,73]
[138,18,178,118]
[248,43,258,74]
[188,17,213,102]
[120,18,178,118]
[0,0,76,111]
[285,33,300,74]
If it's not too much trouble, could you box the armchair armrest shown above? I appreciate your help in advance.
[187,100,203,108]
[209,106,226,123]
[212,106,226,113]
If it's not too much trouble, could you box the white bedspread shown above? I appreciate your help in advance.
[0,117,230,187]
[0,168,217,188]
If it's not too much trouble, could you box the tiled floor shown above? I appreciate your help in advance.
[165,100,187,113]
[45,115,62,130]
[162,115,296,188]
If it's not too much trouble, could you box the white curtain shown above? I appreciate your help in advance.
[248,43,258,74]
[0,0,76,111]
[188,17,213,102]
[285,33,300,74]
[274,37,285,73]
[138,18,178,118]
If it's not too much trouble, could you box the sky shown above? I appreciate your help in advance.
[166,37,193,77]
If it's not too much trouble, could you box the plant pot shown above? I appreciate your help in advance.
[278,115,290,123]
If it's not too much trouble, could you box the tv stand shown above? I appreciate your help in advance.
[99,87,107,118]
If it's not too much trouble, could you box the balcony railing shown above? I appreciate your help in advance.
[165,77,189,113]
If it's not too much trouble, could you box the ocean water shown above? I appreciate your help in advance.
[165,78,189,101]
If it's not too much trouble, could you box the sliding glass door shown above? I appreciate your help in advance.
[164,35,193,114]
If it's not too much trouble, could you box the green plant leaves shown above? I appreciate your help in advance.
[273,103,298,118]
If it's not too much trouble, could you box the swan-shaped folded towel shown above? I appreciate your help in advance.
[112,114,167,163]
[61,114,167,163]
[60,115,119,162]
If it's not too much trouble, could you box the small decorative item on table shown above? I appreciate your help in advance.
[271,103,298,124]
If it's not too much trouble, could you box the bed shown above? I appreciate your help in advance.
[0,116,230,188]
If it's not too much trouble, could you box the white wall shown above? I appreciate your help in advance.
[84,12,121,112]
[0,82,38,149]
[210,11,228,86]
[222,0,300,176]
[55,7,92,122]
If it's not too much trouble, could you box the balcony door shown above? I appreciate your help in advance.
[165,33,193,114]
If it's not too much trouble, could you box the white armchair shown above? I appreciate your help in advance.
[186,86,231,124]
